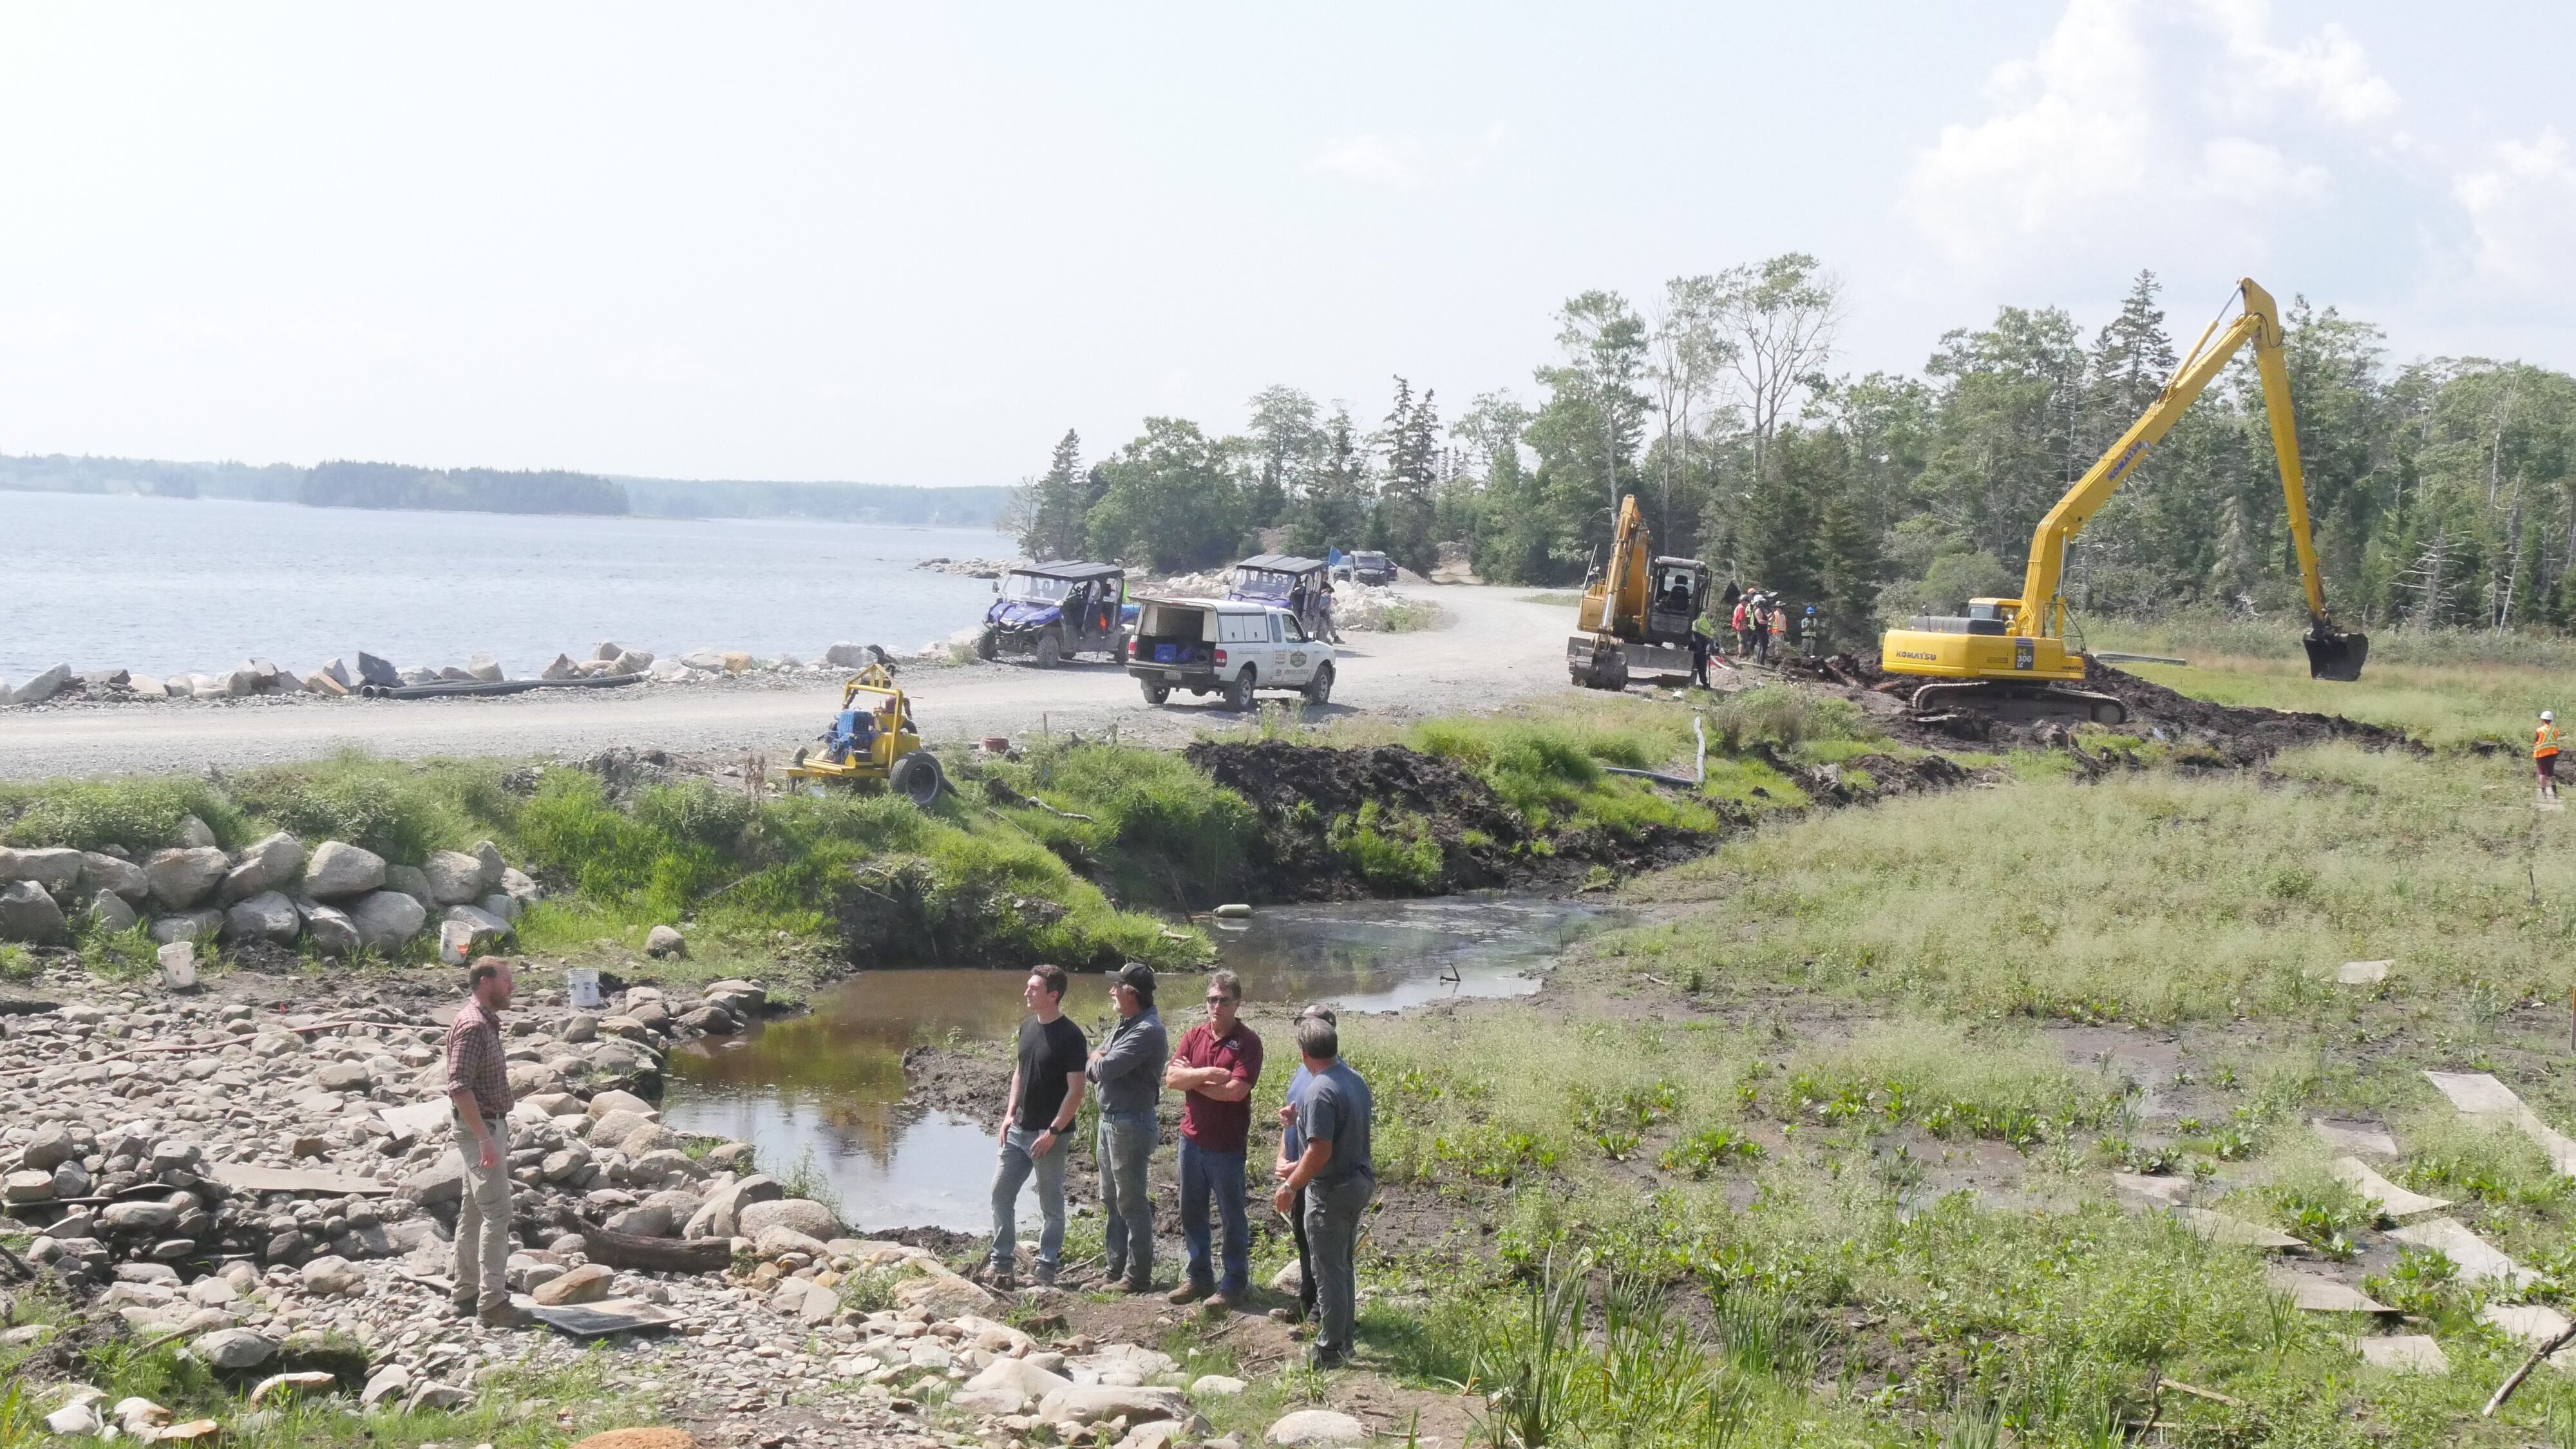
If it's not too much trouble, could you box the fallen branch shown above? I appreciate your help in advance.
[580,1227,732,1275]
[2485,1321,2576,1416]
[2157,1378,2244,1408]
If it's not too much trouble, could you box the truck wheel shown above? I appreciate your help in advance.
[974,630,998,661]
[891,750,944,806]
[1141,680,1170,705]
[1303,663,1334,706]
[1034,633,1061,668]
[1226,667,1257,712]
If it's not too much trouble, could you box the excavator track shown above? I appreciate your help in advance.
[1908,680,2128,726]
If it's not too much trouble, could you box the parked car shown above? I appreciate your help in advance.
[1126,597,1334,710]
[1345,550,1397,586]
[978,562,1127,667]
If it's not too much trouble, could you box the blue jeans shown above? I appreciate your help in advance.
[1098,1109,1158,1286]
[989,1125,1068,1276]
[1178,1138,1249,1296]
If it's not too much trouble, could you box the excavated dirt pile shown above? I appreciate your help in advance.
[1777,653,2414,765]
[1182,739,1730,899]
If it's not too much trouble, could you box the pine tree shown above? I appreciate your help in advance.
[1369,377,1439,574]
[1010,430,1088,560]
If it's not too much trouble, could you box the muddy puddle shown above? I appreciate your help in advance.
[661,893,1629,1230]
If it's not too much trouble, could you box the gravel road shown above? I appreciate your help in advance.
[0,586,1579,779]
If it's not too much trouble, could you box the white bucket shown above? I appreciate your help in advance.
[564,967,603,1010]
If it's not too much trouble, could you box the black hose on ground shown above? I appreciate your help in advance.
[357,673,647,700]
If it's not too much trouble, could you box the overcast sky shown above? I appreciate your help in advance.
[0,1,2568,487]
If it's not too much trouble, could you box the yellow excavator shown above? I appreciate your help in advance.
[1567,495,1710,690]
[1880,277,2369,724]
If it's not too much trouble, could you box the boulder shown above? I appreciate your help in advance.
[587,1090,656,1119]
[423,851,487,906]
[384,864,435,907]
[679,650,726,672]
[91,891,139,933]
[52,1160,92,1198]
[893,1265,998,1318]
[149,910,223,945]
[0,881,66,944]
[645,925,686,959]
[191,1328,278,1370]
[968,1356,1074,1399]
[8,663,72,706]
[299,1256,363,1296]
[603,1202,675,1238]
[130,674,169,699]
[222,891,303,947]
[466,655,504,683]
[102,1200,178,1233]
[359,1363,412,1408]
[0,846,84,891]
[471,841,507,891]
[319,658,354,688]
[590,1108,654,1146]
[1191,1375,1248,1398]
[20,1126,75,1170]
[303,905,360,958]
[221,668,260,697]
[145,847,231,909]
[478,891,521,923]
[175,815,216,848]
[316,1061,371,1092]
[754,1224,829,1259]
[542,654,579,681]
[682,1175,781,1239]
[348,891,427,952]
[1038,1386,1191,1429]
[500,867,542,909]
[303,842,386,900]
[823,643,885,668]
[79,851,151,902]
[612,650,653,675]
[354,652,400,687]
[737,1197,840,1242]
[1267,1411,1368,1446]
[400,1160,466,1207]
[533,1262,613,1305]
[247,1372,338,1407]
[220,832,305,902]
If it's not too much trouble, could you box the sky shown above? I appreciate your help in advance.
[0,1,2569,488]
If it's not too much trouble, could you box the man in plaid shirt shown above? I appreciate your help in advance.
[445,956,532,1327]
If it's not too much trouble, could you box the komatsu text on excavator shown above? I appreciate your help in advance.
[1880,277,2369,724]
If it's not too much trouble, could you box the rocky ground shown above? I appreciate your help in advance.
[0,958,1383,1449]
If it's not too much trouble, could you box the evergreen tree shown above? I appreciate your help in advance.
[1285,406,1372,558]
[1368,377,1439,574]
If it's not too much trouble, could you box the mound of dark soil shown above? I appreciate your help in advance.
[1183,740,1535,896]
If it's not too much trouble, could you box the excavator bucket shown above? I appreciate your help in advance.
[2304,627,2369,682]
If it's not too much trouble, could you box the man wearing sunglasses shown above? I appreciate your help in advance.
[1162,969,1263,1309]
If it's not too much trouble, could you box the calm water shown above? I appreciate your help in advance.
[0,490,1014,681]
[661,895,1631,1231]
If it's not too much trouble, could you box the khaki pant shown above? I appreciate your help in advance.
[452,1109,514,1311]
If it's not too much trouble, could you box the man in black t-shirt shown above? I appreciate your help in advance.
[987,964,1087,1289]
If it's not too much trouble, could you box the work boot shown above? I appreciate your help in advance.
[478,1301,536,1330]
[1268,1305,1303,1324]
[450,1292,478,1320]
[1209,1289,1242,1312]
[1166,1281,1211,1306]
[985,1262,1016,1293]
[1032,1263,1057,1289]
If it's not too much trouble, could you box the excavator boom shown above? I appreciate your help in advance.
[1882,277,2367,719]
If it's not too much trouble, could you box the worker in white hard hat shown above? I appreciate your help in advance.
[2537,710,2562,803]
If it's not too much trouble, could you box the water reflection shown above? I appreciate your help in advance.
[663,893,1628,1230]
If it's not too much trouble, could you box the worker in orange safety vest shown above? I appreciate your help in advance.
[2537,710,2562,803]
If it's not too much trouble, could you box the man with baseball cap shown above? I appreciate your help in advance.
[1087,961,1170,1291]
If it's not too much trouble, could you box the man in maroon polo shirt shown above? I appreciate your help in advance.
[1162,969,1262,1308]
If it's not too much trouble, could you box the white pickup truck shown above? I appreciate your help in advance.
[1126,598,1335,709]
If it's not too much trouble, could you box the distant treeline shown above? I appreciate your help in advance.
[0,452,1009,527]
[303,460,629,515]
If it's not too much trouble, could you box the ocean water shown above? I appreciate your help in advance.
[0,490,1015,681]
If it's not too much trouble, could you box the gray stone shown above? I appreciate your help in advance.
[299,1255,362,1295]
[359,1363,412,1408]
[477,892,520,924]
[737,1197,840,1242]
[149,910,223,945]
[191,1328,278,1370]
[465,655,504,683]
[399,1160,465,1207]
[422,851,486,906]
[8,663,72,706]
[128,674,169,699]
[302,905,359,958]
[541,654,578,681]
[316,1061,371,1092]
[681,1174,781,1239]
[220,833,305,903]
[471,841,506,891]
[102,1200,178,1234]
[1039,1385,1191,1428]
[0,880,66,944]
[500,867,540,909]
[19,1125,74,1171]
[604,1203,674,1237]
[50,1160,91,1199]
[354,652,399,688]
[611,650,652,674]
[1267,1410,1368,1447]
[90,891,138,933]
[531,1262,611,1305]
[320,658,354,689]
[173,815,216,848]
[383,864,435,907]
[302,842,385,900]
[348,891,426,952]
[222,891,303,947]
[755,1224,829,1258]
[80,851,151,903]
[0,846,84,890]
[1191,1374,1248,1398]
[144,848,231,909]
[644,924,686,959]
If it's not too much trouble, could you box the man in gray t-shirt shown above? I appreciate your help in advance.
[1272,1013,1374,1368]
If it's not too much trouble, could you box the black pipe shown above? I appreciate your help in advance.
[357,672,646,700]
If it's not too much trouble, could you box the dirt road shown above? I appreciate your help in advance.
[0,586,1581,779]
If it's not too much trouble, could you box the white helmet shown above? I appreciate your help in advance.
[2546,711,2556,722]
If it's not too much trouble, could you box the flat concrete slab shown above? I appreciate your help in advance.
[2421,1072,2576,1175]
[2311,1119,2400,1157]
[208,1164,396,1197]
[2479,1303,2576,1364]
[2267,1267,2392,1313]
[2331,1157,2450,1217]
[2354,1335,2449,1374]
[2179,1208,2302,1249]
[2389,1217,2538,1288]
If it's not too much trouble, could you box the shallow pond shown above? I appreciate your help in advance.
[661,893,1628,1231]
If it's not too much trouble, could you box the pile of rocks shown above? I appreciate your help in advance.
[911,557,1016,578]
[0,820,539,963]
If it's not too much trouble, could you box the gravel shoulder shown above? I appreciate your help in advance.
[0,587,1576,780]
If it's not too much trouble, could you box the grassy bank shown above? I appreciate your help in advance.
[1271,654,2576,1446]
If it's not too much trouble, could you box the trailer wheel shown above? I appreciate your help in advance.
[891,750,945,807]
[1225,667,1256,712]
[1141,680,1170,705]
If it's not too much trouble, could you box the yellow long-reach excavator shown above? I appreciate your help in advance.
[1880,277,2369,724]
